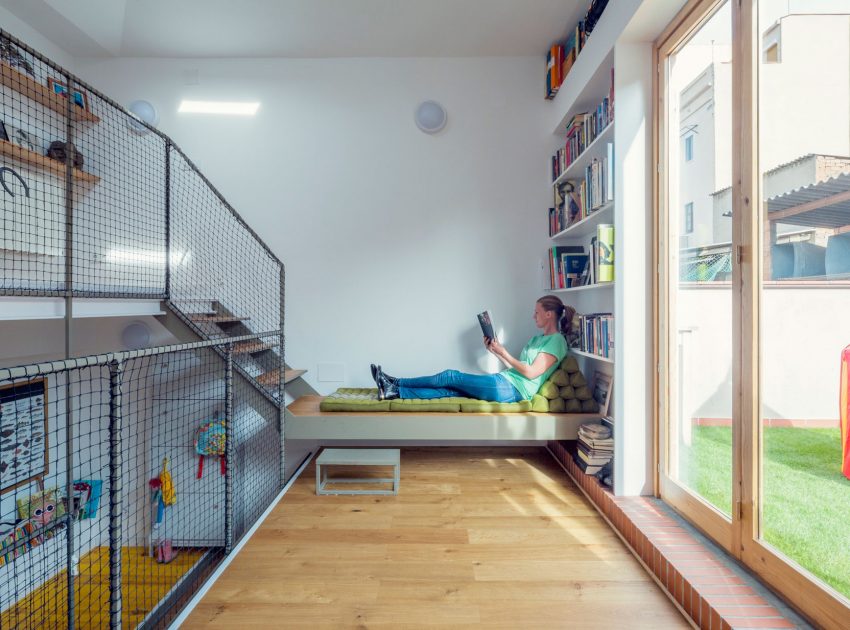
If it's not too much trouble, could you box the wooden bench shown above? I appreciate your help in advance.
[285,395,600,441]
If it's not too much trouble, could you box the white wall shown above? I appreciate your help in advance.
[0,6,75,70]
[72,56,550,393]
[678,286,849,422]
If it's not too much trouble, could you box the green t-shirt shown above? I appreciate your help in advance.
[500,333,568,400]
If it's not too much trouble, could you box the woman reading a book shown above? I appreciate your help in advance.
[372,296,574,402]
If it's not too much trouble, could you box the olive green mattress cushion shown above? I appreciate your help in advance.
[319,388,531,413]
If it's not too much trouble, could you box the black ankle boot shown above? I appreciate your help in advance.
[370,363,380,385]
[376,368,399,400]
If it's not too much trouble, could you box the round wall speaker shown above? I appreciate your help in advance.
[127,100,159,134]
[414,100,447,134]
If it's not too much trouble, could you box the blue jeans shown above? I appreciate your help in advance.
[398,370,523,402]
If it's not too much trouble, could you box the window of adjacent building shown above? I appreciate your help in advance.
[685,134,694,161]
[684,202,694,233]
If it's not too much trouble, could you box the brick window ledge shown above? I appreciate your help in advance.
[547,440,809,630]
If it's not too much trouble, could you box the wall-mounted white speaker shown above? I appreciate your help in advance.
[127,100,159,134]
[414,100,447,134]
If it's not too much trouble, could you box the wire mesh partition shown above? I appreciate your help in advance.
[0,331,283,629]
[0,29,286,399]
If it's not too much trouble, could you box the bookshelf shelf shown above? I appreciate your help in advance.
[551,201,613,241]
[0,63,100,123]
[0,140,99,183]
[548,282,613,294]
[570,349,614,364]
[552,122,614,188]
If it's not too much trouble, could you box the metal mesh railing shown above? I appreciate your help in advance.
[0,29,285,400]
[0,331,284,629]
[0,29,287,629]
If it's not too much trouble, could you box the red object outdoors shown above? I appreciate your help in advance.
[839,346,850,480]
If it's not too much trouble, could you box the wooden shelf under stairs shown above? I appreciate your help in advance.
[256,368,307,388]
[188,314,251,324]
[231,340,277,354]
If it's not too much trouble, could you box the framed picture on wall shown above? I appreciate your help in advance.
[0,378,49,494]
[591,371,613,416]
[47,78,90,112]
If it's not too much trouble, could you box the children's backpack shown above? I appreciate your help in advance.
[194,419,226,479]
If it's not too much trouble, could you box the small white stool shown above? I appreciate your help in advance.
[315,448,400,495]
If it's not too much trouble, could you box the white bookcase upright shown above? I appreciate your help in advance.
[544,0,671,496]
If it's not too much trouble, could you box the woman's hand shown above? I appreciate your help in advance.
[484,336,506,358]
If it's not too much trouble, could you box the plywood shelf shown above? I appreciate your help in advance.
[548,282,614,294]
[256,368,307,387]
[0,139,99,183]
[0,63,100,123]
[570,349,614,364]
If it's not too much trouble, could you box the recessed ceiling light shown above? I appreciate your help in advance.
[178,100,260,115]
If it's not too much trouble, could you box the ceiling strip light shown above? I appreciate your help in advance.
[178,100,260,115]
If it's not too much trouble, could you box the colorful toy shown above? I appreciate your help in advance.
[840,346,850,480]
[194,419,227,479]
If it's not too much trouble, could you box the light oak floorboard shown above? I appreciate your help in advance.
[183,447,688,629]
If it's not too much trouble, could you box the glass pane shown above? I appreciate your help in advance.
[665,1,733,517]
[758,0,850,601]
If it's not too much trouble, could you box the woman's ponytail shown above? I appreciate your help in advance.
[537,295,575,336]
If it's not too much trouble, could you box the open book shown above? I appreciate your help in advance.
[477,310,496,341]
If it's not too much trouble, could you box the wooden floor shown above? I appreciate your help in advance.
[184,447,689,629]
[1,545,205,629]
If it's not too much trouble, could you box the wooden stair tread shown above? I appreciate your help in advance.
[188,314,250,323]
[231,340,276,354]
[257,368,307,387]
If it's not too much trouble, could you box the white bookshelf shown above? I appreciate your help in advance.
[544,0,657,498]
[548,282,613,294]
[570,349,614,364]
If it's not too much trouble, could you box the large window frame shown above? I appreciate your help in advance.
[655,1,850,627]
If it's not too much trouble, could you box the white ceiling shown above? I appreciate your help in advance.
[1,0,588,58]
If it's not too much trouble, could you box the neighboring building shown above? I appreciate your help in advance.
[678,12,850,279]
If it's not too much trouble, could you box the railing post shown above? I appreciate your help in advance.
[279,265,286,488]
[108,360,124,630]
[64,71,76,630]
[164,141,171,298]
[224,344,234,554]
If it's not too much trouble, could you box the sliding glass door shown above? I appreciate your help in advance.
[658,0,735,548]
[753,0,850,609]
[658,0,850,625]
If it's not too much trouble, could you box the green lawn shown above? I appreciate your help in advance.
[678,426,850,600]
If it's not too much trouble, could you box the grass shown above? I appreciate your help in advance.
[677,426,850,600]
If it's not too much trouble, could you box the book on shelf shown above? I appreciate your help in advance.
[573,312,614,358]
[548,245,587,290]
[550,78,614,182]
[542,2,612,101]
[597,223,614,282]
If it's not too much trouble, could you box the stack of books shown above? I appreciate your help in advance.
[575,312,614,358]
[574,421,614,475]
[546,44,565,99]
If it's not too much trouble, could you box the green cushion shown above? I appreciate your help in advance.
[570,371,587,387]
[319,387,391,412]
[550,369,570,386]
[531,394,549,412]
[389,398,464,412]
[581,399,600,413]
[575,385,592,401]
[549,398,565,412]
[538,381,560,400]
[559,385,576,400]
[460,399,533,413]
[561,355,580,374]
[565,398,582,413]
